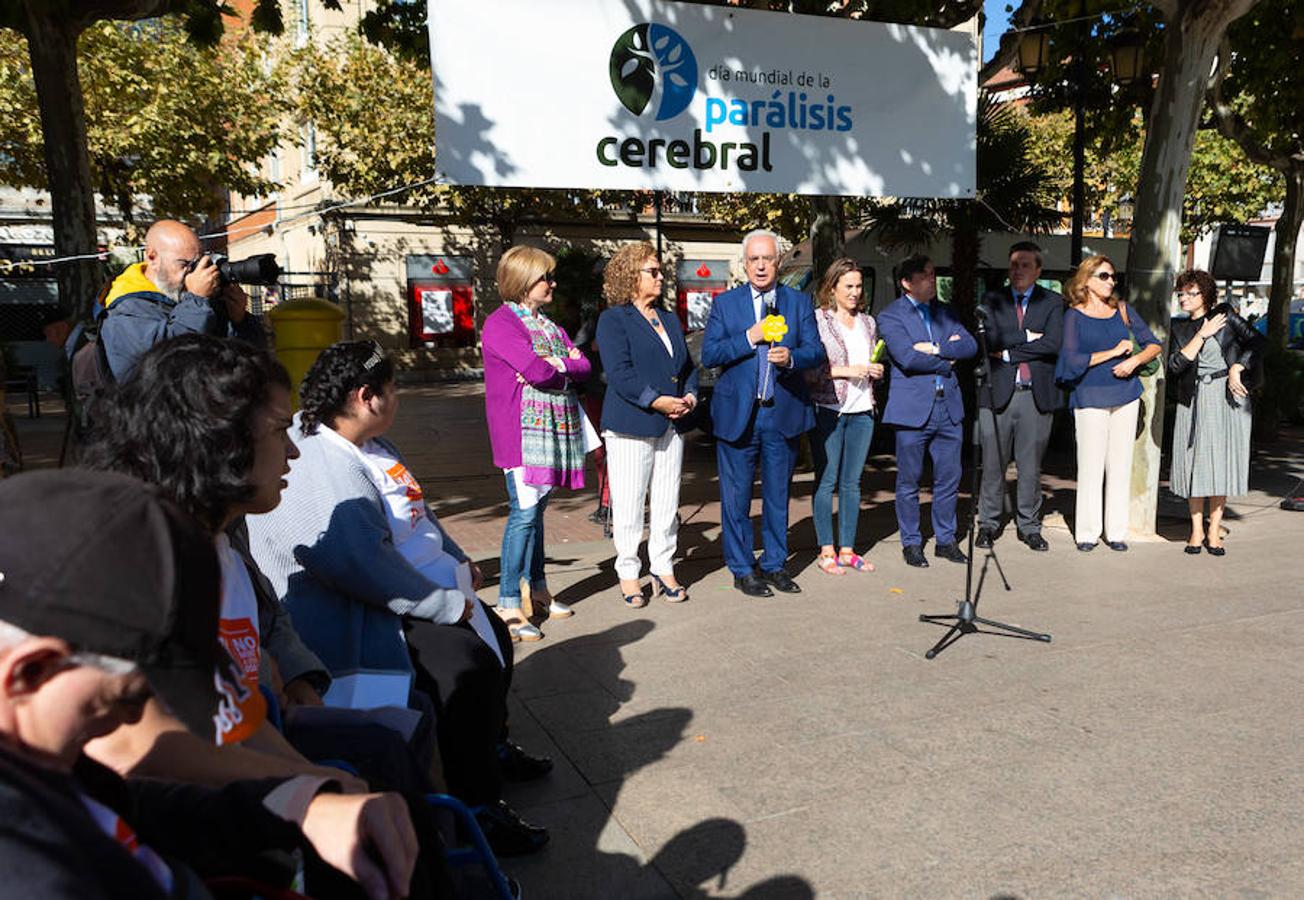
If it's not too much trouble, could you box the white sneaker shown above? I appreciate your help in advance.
[547,600,574,619]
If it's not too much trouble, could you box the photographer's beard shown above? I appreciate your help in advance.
[154,269,185,302]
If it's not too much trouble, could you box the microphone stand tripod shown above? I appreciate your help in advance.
[918,308,1052,659]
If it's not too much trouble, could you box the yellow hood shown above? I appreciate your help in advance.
[104,262,160,308]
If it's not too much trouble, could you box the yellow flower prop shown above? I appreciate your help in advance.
[760,314,788,344]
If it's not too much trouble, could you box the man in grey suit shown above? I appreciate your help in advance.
[975,242,1064,552]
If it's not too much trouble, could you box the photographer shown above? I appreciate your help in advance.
[99,219,267,380]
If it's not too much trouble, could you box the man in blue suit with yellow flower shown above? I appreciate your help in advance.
[702,230,826,597]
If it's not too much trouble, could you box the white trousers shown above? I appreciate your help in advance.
[1073,399,1139,544]
[604,427,684,580]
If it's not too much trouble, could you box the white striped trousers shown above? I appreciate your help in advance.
[603,427,684,580]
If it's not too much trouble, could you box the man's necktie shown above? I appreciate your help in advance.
[1013,293,1033,385]
[756,291,775,402]
[916,302,943,394]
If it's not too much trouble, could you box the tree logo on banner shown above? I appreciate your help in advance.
[609,23,698,122]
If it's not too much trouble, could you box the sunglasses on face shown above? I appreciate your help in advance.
[1095,272,1116,282]
[641,267,664,278]
[534,271,556,287]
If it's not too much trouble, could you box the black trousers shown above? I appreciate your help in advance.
[403,602,514,806]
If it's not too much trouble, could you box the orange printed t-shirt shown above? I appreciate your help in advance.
[213,534,267,745]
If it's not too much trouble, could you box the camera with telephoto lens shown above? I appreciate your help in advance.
[212,253,281,286]
[186,253,281,286]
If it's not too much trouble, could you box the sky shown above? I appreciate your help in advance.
[982,0,1013,63]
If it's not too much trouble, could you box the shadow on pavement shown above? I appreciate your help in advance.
[503,621,813,899]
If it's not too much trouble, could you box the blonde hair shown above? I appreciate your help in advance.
[602,241,657,307]
[496,245,557,303]
[1065,255,1120,309]
[815,258,863,311]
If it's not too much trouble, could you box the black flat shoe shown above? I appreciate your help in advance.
[1076,542,1096,552]
[1203,539,1226,557]
[1105,540,1128,552]
[934,542,968,564]
[1184,544,1202,555]
[975,528,995,549]
[902,545,929,568]
[734,572,773,597]
[760,568,801,594]
[1018,531,1050,552]
[498,740,553,783]
[474,800,550,857]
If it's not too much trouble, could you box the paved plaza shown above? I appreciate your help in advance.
[10,385,1304,898]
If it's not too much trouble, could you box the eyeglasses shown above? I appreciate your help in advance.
[534,271,556,287]
[640,267,664,278]
[1175,290,1203,300]
[1095,272,1116,282]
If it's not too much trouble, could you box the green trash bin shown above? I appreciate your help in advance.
[267,298,345,409]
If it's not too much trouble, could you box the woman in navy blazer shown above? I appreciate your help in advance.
[596,241,699,608]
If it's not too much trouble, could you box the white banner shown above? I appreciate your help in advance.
[428,0,976,197]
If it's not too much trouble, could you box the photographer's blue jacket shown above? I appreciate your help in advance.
[99,262,265,380]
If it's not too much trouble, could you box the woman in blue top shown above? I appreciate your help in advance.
[1055,255,1162,551]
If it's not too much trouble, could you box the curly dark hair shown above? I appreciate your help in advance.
[80,333,291,533]
[298,340,395,437]
[1174,269,1218,314]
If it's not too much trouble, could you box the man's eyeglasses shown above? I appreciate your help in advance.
[1095,272,1116,282]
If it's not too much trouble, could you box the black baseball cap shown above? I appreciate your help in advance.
[0,469,226,739]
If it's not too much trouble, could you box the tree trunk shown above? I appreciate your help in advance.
[1123,0,1256,538]
[1267,164,1302,353]
[21,7,100,319]
[809,195,845,289]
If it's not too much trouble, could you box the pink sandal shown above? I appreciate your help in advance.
[817,554,846,575]
[838,551,875,572]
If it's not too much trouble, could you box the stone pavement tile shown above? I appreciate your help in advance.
[693,730,919,822]
[501,696,593,808]
[508,644,600,701]
[523,689,693,737]
[592,765,752,852]
[502,793,678,900]
[542,705,698,786]
[866,705,1099,777]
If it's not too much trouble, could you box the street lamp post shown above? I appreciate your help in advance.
[1016,25,1145,268]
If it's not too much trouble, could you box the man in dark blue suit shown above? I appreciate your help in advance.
[878,254,977,567]
[701,230,826,597]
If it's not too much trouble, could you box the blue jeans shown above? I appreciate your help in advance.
[810,407,875,549]
[499,473,549,610]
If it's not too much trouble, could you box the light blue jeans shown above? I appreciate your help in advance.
[810,407,875,549]
[498,473,549,610]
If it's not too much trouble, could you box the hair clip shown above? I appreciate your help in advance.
[361,341,385,372]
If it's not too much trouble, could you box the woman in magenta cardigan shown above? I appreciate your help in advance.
[482,245,592,640]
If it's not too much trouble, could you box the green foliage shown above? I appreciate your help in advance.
[0,19,285,226]
[288,31,629,247]
[1022,106,1281,244]
[1221,0,1304,162]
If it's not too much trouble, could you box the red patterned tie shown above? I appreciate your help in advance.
[1014,295,1033,385]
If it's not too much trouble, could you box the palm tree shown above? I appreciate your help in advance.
[861,92,1066,318]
